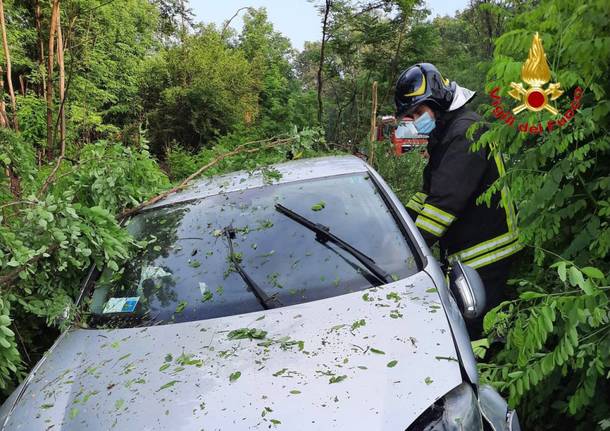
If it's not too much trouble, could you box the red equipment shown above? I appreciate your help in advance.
[376,115,428,156]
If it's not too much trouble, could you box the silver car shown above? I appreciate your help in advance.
[0,156,520,430]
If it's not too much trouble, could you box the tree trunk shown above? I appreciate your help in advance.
[316,0,331,126]
[0,64,9,128]
[368,81,378,166]
[0,67,21,198]
[34,0,45,96]
[383,15,408,105]
[46,0,60,160]
[57,12,65,150]
[0,0,18,130]
[18,75,25,95]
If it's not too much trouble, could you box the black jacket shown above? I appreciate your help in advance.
[406,106,522,269]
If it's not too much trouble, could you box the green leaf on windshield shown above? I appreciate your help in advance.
[387,360,398,368]
[69,407,79,420]
[425,377,433,385]
[201,291,213,302]
[115,399,125,410]
[157,380,179,391]
[351,319,366,331]
[228,328,268,340]
[189,259,201,268]
[370,348,385,355]
[229,371,241,382]
[329,375,347,384]
[386,292,401,302]
[175,301,187,313]
[311,201,326,211]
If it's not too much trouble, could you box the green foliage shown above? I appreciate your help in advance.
[2,1,608,427]
[0,299,21,390]
[166,126,333,182]
[0,139,168,392]
[475,0,610,428]
[480,263,609,429]
[372,141,426,204]
[140,25,259,153]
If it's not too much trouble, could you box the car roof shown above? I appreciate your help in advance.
[147,155,370,210]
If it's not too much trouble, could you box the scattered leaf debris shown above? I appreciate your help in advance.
[229,371,241,382]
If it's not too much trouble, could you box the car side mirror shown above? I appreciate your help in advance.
[449,260,486,319]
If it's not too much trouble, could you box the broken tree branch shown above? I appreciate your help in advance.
[119,135,295,219]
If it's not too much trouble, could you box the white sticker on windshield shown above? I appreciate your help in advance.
[199,282,208,295]
[103,297,140,313]
[140,265,172,281]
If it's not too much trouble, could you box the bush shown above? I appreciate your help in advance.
[0,139,169,393]
[473,0,610,428]
[371,140,426,205]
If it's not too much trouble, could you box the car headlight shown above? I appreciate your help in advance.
[407,383,483,430]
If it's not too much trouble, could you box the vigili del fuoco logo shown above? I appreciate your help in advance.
[488,33,583,134]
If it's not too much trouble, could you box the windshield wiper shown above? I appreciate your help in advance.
[274,204,392,285]
[223,226,281,309]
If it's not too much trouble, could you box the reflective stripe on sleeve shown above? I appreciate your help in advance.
[415,215,446,237]
[406,199,424,214]
[421,203,456,227]
[413,192,428,204]
[462,240,524,269]
[450,231,520,262]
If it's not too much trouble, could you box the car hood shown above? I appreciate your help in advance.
[1,271,462,430]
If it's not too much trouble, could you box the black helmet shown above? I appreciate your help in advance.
[394,63,455,116]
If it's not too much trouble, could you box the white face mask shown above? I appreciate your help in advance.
[395,119,419,138]
[413,111,436,135]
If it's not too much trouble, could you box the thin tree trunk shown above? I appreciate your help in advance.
[0,64,20,197]
[57,13,65,150]
[18,75,25,95]
[0,64,9,128]
[0,0,18,130]
[383,15,408,105]
[46,0,60,160]
[317,0,331,126]
[34,0,45,96]
[368,81,378,166]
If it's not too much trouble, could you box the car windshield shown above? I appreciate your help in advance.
[86,173,419,328]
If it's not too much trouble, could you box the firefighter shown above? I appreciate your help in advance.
[395,63,523,338]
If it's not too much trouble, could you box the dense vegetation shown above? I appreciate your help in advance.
[0,0,608,429]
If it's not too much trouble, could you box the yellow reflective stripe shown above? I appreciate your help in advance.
[411,192,427,205]
[416,192,428,202]
[463,241,524,269]
[416,215,446,237]
[421,203,456,227]
[450,231,519,262]
[406,199,423,213]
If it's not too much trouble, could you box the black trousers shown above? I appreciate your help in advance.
[464,254,518,340]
